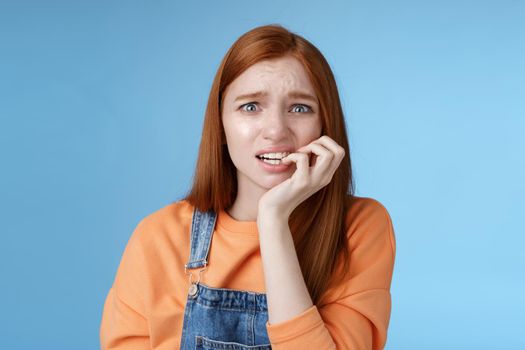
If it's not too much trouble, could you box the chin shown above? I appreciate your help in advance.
[258,175,290,189]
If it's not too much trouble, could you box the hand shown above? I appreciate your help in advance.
[257,135,345,221]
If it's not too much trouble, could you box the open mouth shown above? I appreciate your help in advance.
[255,151,290,165]
[256,155,285,165]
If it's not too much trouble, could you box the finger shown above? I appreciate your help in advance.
[280,152,310,184]
[305,136,346,178]
[295,145,317,166]
[312,136,346,160]
[294,142,334,181]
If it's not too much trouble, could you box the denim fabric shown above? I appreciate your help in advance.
[180,208,272,350]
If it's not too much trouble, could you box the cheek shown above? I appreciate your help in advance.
[223,120,258,155]
[224,119,257,139]
[313,116,323,136]
[310,125,323,139]
[297,119,323,142]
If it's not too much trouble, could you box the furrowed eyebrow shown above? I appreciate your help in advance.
[234,91,268,102]
[286,91,318,104]
[234,90,318,104]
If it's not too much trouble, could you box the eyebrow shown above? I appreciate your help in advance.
[234,90,318,104]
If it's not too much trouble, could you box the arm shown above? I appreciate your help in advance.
[258,199,396,349]
[256,136,395,349]
[100,287,150,349]
[257,211,314,325]
[100,220,151,349]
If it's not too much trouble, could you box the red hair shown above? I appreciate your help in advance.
[184,24,355,305]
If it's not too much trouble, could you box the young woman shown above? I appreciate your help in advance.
[100,24,396,350]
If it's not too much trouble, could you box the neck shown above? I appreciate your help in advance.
[227,194,261,221]
[227,177,267,221]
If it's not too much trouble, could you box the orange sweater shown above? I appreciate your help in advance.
[100,196,396,349]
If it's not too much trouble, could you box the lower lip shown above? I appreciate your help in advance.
[256,157,292,173]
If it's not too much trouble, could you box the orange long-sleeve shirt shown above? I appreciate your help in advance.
[100,196,396,349]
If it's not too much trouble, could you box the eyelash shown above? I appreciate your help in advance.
[239,102,313,113]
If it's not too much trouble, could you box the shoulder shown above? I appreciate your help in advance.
[344,195,396,256]
[112,199,195,310]
[137,198,194,230]
[344,195,392,226]
[319,196,396,304]
[127,198,195,249]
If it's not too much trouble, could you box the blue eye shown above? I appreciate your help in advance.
[239,103,313,113]
[240,102,258,112]
[291,104,312,113]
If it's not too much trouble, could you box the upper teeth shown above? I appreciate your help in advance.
[258,152,290,159]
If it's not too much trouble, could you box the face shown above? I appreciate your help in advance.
[221,55,322,195]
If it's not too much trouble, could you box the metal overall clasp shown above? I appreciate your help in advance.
[184,261,207,297]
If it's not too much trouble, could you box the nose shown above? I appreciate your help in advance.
[261,109,289,140]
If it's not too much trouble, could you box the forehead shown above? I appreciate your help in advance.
[224,56,316,100]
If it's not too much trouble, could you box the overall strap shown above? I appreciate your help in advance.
[184,207,217,271]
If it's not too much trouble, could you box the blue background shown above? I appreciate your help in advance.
[1,1,523,349]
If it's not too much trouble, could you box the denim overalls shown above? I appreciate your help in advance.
[180,208,272,349]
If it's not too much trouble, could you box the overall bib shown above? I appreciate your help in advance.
[179,208,272,350]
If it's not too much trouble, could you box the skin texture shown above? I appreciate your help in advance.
[222,55,323,220]
[221,55,345,325]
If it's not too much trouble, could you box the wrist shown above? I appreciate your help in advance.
[257,206,289,229]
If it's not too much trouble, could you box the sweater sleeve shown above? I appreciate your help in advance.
[265,199,396,350]
[100,219,151,350]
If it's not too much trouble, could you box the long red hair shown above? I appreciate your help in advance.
[184,24,356,305]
